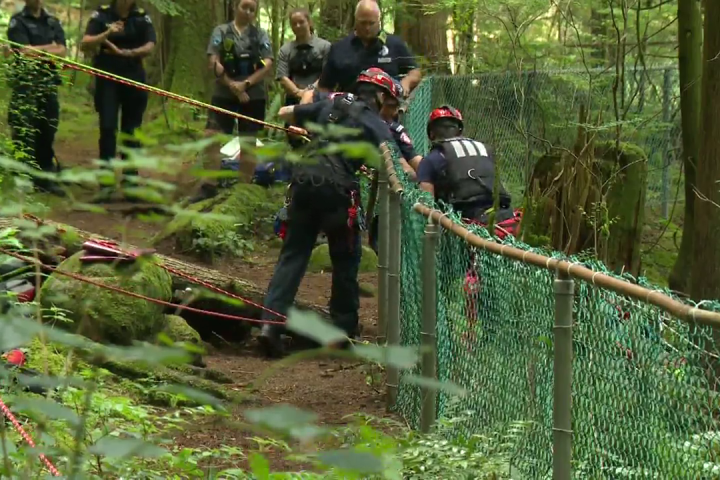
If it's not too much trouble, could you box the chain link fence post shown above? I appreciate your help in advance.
[420,216,439,433]
[553,270,574,480]
[377,164,389,344]
[385,187,402,411]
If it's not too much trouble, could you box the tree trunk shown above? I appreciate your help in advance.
[162,0,222,102]
[669,0,703,294]
[395,0,450,74]
[318,0,355,42]
[690,0,720,301]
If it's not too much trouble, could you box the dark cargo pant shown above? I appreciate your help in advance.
[261,181,362,337]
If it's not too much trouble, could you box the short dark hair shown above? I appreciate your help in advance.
[429,118,461,141]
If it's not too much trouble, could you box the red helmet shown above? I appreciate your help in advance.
[427,105,464,137]
[354,68,400,100]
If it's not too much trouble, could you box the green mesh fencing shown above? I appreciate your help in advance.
[403,68,683,212]
[389,75,720,478]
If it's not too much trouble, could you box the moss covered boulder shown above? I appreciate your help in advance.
[40,252,173,345]
[163,315,202,344]
[308,244,378,273]
[155,183,286,260]
[162,315,205,367]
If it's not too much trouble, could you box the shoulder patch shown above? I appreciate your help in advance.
[8,18,17,29]
[394,124,404,133]
[144,15,152,24]
[91,11,99,18]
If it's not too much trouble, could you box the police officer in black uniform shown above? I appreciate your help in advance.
[301,0,421,103]
[417,105,514,224]
[257,69,397,358]
[276,8,330,149]
[81,0,156,196]
[6,0,67,195]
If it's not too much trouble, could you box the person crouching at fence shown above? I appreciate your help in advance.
[416,105,522,347]
[256,69,394,359]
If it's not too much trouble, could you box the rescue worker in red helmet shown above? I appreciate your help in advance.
[257,68,395,358]
[416,105,514,226]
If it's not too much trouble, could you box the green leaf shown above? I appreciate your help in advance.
[249,453,270,479]
[88,436,167,459]
[404,375,467,397]
[156,385,224,408]
[352,344,419,369]
[13,397,81,427]
[0,317,38,351]
[317,449,384,473]
[285,308,347,345]
[245,404,318,432]
[102,343,191,365]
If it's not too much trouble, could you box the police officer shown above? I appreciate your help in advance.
[257,69,396,358]
[307,0,421,101]
[81,0,156,198]
[416,105,514,225]
[6,0,67,195]
[206,0,274,136]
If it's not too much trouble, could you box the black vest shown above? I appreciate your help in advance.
[294,94,368,189]
[288,44,324,79]
[219,24,263,77]
[434,137,511,209]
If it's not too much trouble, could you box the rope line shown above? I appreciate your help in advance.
[20,214,287,321]
[0,395,61,476]
[0,248,284,326]
[0,38,309,141]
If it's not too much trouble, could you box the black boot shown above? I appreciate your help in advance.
[257,324,285,358]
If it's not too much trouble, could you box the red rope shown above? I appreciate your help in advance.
[0,395,61,476]
[57,61,308,138]
[0,248,284,326]
[158,264,286,320]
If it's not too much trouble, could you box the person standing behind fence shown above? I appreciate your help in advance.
[206,0,273,136]
[81,0,156,202]
[275,8,329,149]
[5,0,67,196]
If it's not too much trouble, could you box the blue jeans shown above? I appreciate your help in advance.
[261,183,362,336]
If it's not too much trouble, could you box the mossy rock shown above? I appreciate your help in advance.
[308,244,378,273]
[162,315,205,367]
[39,252,173,345]
[163,315,202,344]
[359,282,376,298]
[155,183,286,258]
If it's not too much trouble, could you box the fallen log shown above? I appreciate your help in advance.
[0,216,329,318]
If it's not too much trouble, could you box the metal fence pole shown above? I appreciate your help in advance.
[661,67,672,219]
[553,270,574,480]
[377,166,390,344]
[385,189,402,411]
[420,217,439,433]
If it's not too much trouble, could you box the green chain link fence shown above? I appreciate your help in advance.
[383,72,720,478]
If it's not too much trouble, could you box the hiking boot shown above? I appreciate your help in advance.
[257,324,285,359]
